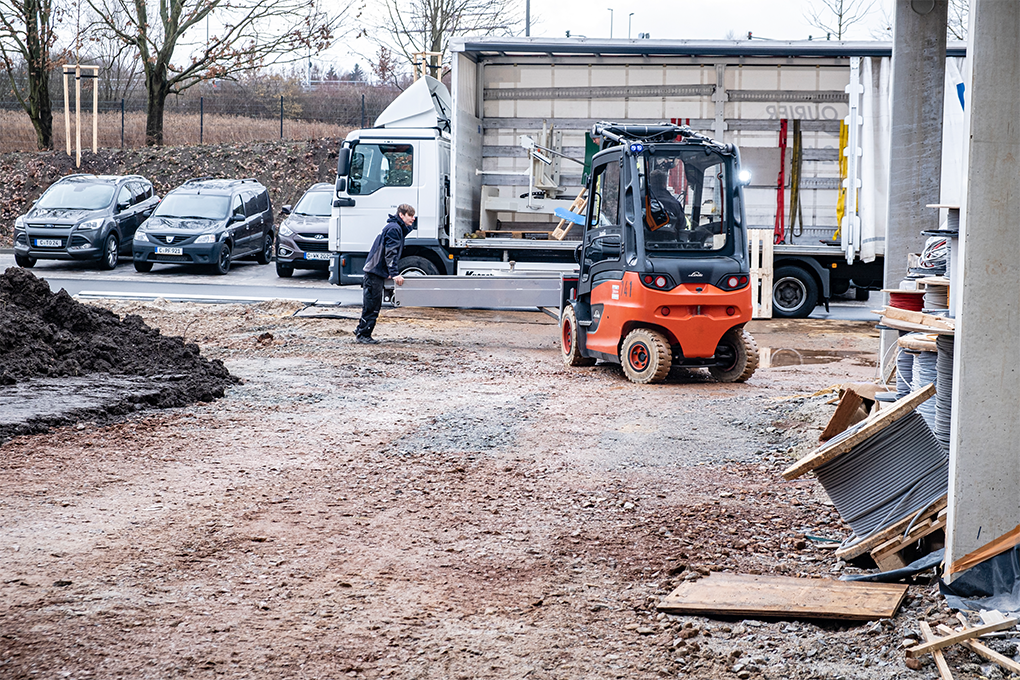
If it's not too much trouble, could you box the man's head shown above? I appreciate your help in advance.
[397,204,416,227]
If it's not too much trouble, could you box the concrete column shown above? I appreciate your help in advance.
[880,0,948,366]
[946,0,1020,579]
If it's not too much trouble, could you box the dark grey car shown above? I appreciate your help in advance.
[132,177,273,275]
[275,182,333,277]
[13,174,159,270]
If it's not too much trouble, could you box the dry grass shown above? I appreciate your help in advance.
[0,110,350,152]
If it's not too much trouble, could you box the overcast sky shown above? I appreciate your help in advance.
[329,0,896,76]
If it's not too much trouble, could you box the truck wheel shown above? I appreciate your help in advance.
[709,328,759,383]
[620,328,671,384]
[14,253,36,268]
[398,255,439,276]
[561,306,595,367]
[854,287,870,301]
[772,266,818,318]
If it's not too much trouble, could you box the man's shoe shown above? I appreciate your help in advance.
[356,335,379,344]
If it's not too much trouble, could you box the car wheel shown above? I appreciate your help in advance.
[772,265,819,318]
[14,253,36,268]
[709,328,759,383]
[134,260,153,273]
[397,255,439,276]
[561,305,596,367]
[99,233,118,270]
[620,328,672,384]
[276,262,294,278]
[213,244,231,275]
[256,232,273,265]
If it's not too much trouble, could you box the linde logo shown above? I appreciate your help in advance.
[689,271,704,277]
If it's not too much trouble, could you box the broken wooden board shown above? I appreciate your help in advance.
[819,388,866,442]
[920,621,954,680]
[782,383,936,480]
[835,495,947,561]
[657,573,907,621]
[906,617,1019,658]
[938,621,1020,675]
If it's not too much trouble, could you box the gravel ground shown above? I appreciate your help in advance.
[0,300,1010,680]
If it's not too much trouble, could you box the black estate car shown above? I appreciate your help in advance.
[275,182,333,277]
[14,174,159,270]
[133,177,273,275]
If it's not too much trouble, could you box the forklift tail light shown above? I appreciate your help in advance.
[639,273,676,290]
[718,274,749,290]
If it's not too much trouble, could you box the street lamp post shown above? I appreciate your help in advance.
[628,12,634,39]
[608,8,613,38]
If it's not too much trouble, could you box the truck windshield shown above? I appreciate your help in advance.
[638,151,727,252]
[348,143,413,196]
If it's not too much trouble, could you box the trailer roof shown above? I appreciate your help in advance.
[451,37,968,60]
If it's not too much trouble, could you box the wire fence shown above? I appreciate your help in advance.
[0,84,401,152]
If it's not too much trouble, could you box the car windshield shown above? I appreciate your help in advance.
[639,150,729,252]
[37,182,115,210]
[154,194,230,220]
[294,190,332,217]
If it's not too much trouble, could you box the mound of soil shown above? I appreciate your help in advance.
[0,267,237,437]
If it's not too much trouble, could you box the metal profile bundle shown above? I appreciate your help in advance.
[783,385,947,553]
[935,335,955,452]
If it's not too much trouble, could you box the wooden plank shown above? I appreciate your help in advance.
[870,515,946,568]
[819,388,866,442]
[881,306,955,330]
[920,621,955,680]
[656,572,907,621]
[551,189,586,240]
[906,617,1019,658]
[783,383,936,480]
[949,523,1020,576]
[938,622,1020,675]
[835,495,947,560]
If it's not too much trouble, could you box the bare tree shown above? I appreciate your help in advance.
[805,0,877,40]
[82,11,143,103]
[947,0,968,40]
[85,0,349,146]
[0,0,63,149]
[382,0,523,79]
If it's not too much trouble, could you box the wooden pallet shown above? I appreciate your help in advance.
[870,507,947,571]
[550,189,587,241]
[833,494,947,562]
[748,229,774,319]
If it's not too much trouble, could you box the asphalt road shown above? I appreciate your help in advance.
[0,251,875,320]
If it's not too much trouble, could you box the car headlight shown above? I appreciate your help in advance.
[279,223,295,237]
[133,228,149,243]
[195,232,218,244]
[14,216,25,231]
[76,218,104,232]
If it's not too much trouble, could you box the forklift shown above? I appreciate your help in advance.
[560,122,758,384]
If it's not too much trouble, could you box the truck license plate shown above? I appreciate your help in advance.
[305,252,331,260]
[35,238,61,247]
[156,247,183,255]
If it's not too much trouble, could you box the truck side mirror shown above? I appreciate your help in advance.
[335,177,347,195]
[337,147,352,177]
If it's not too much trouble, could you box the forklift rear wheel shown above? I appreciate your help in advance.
[709,328,759,383]
[561,306,595,367]
[621,328,672,384]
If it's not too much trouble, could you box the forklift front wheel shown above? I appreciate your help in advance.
[620,328,672,384]
[709,328,759,383]
[561,306,596,367]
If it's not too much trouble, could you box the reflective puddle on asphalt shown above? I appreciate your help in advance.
[758,348,877,369]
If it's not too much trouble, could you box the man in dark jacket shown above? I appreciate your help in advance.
[354,204,417,344]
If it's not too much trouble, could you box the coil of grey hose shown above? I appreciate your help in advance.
[935,335,955,452]
[912,351,938,432]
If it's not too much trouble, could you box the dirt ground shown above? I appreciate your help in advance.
[0,301,1005,680]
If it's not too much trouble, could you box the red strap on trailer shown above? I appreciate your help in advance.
[774,118,788,244]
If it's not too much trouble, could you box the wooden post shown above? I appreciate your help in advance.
[75,64,81,168]
[63,67,71,156]
[92,66,98,152]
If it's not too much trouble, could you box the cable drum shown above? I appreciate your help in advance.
[923,286,949,312]
[896,348,914,399]
[814,410,947,546]
[912,351,938,431]
[935,335,955,452]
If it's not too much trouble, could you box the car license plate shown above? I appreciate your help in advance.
[35,238,61,247]
[156,247,183,255]
[305,252,331,260]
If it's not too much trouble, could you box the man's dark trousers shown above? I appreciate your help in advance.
[355,273,386,339]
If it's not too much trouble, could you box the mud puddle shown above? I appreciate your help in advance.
[759,347,877,368]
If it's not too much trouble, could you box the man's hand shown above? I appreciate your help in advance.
[394,274,405,286]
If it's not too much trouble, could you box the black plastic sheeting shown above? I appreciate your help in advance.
[841,549,943,583]
[940,546,1020,613]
